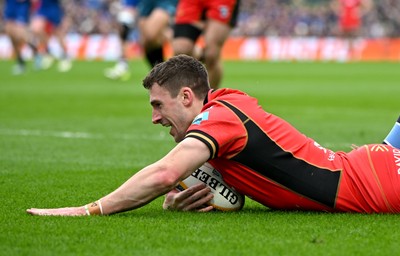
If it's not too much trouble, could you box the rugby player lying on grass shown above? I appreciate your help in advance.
[27,55,400,216]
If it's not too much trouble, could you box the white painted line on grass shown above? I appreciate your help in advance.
[0,128,169,141]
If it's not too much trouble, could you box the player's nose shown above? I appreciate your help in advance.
[152,111,162,124]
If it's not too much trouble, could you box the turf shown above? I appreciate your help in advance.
[0,59,399,256]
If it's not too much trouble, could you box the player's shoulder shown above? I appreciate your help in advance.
[191,88,258,129]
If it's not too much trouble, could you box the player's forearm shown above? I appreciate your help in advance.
[97,140,209,215]
[27,164,179,216]
[95,165,179,215]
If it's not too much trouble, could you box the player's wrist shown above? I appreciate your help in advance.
[84,200,104,216]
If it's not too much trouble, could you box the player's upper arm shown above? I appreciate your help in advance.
[156,137,211,183]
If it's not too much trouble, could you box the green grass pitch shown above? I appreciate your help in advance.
[0,59,399,255]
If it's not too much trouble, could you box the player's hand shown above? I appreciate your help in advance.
[163,183,214,212]
[26,206,86,216]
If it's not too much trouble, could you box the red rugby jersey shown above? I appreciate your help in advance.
[185,89,400,213]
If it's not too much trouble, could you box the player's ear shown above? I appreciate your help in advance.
[181,87,194,106]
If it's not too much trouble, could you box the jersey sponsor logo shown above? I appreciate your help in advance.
[371,145,389,152]
[393,148,400,174]
[314,142,327,153]
[218,5,229,18]
[328,151,336,161]
[314,142,336,161]
[192,111,209,125]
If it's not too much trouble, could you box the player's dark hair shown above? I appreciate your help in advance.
[142,54,210,99]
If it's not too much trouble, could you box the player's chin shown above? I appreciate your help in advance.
[172,132,185,143]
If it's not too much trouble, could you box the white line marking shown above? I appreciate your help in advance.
[0,128,169,141]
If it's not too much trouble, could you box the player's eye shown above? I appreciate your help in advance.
[151,101,162,109]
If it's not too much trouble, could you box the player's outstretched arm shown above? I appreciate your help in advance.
[26,138,210,216]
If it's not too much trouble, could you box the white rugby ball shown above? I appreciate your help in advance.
[177,162,244,211]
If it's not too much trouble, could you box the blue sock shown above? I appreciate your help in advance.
[383,116,400,149]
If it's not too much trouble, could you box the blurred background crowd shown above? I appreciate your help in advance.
[236,0,400,38]
[1,0,399,38]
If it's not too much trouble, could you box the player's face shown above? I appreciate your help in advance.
[149,84,192,142]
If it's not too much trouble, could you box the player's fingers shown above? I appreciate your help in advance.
[179,186,211,207]
[26,207,85,216]
[182,191,213,211]
[27,208,48,216]
[26,208,38,215]
[197,205,214,213]
[187,186,211,201]
[175,183,208,201]
[27,208,61,216]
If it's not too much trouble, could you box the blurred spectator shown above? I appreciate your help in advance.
[330,0,373,38]
[233,0,400,38]
[373,0,400,38]
[1,0,400,38]
[51,0,115,35]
